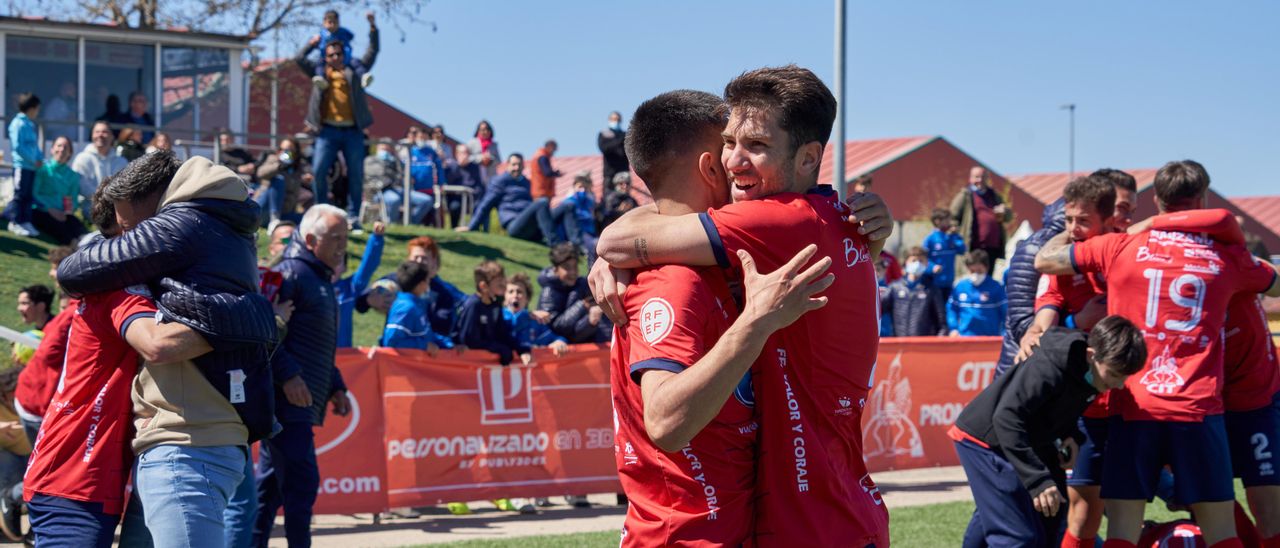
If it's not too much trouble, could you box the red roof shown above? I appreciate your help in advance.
[816,136,936,186]
[1008,168,1159,205]
[1230,196,1280,245]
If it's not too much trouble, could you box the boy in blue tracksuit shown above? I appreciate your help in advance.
[5,93,43,237]
[553,174,600,264]
[335,221,384,347]
[924,208,966,300]
[504,272,569,356]
[381,261,453,351]
[949,249,1008,337]
[455,260,531,366]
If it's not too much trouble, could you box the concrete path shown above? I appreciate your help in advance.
[266,466,971,547]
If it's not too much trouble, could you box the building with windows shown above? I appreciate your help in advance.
[0,16,251,150]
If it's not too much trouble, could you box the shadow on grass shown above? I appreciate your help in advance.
[0,231,54,259]
[439,239,546,271]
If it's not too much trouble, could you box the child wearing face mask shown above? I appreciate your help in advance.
[553,173,599,264]
[881,246,948,337]
[948,249,1008,337]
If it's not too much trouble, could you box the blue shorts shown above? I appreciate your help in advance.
[1100,415,1234,504]
[27,494,119,548]
[1226,396,1280,487]
[1067,416,1109,487]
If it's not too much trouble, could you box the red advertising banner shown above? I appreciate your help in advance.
[311,338,1004,515]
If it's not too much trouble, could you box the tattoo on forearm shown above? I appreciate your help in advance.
[635,238,652,266]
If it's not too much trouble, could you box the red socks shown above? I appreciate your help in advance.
[1061,531,1096,548]
[1208,539,1243,548]
[1102,540,1136,548]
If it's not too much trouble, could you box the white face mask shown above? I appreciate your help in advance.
[969,272,987,285]
[905,261,926,276]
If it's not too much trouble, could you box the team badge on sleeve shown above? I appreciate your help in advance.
[640,298,675,345]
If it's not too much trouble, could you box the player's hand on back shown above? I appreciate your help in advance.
[738,245,835,333]
[588,258,632,325]
[844,192,894,242]
[1015,327,1043,363]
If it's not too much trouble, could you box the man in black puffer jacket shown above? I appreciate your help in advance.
[995,198,1065,377]
[55,152,278,547]
[538,243,610,343]
[254,204,350,548]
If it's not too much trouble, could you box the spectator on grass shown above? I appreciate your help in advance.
[15,285,53,332]
[256,204,352,547]
[31,137,87,245]
[445,143,485,228]
[881,247,947,337]
[5,93,42,238]
[428,125,449,160]
[456,260,531,367]
[598,111,629,194]
[459,153,558,246]
[217,129,258,183]
[505,272,568,357]
[948,249,1007,337]
[255,137,313,225]
[530,140,562,200]
[381,261,453,352]
[295,15,379,225]
[923,208,966,300]
[554,172,599,263]
[596,172,638,230]
[538,243,609,344]
[949,166,1013,272]
[466,120,500,185]
[406,131,444,221]
[265,221,297,265]
[335,221,384,348]
[71,121,128,220]
[370,138,432,224]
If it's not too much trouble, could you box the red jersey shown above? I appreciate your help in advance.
[15,298,79,419]
[1224,294,1280,412]
[1035,273,1111,417]
[701,187,887,547]
[1071,230,1277,421]
[610,265,756,547]
[24,288,155,515]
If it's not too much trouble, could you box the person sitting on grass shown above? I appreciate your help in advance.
[505,273,569,357]
[380,261,452,353]
[948,315,1146,547]
[553,172,600,264]
[538,243,609,344]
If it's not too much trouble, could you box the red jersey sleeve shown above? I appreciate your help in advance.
[699,199,810,270]
[1150,209,1245,246]
[1222,244,1279,296]
[108,287,158,340]
[626,272,718,384]
[1069,232,1129,276]
[1034,274,1066,313]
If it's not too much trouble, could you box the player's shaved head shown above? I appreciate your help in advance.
[625,90,727,197]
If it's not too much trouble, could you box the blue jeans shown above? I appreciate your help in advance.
[224,451,258,548]
[381,188,434,225]
[955,439,1058,547]
[27,494,118,548]
[134,444,247,548]
[311,125,367,220]
[254,176,286,223]
[505,197,557,246]
[3,168,35,225]
[253,421,318,548]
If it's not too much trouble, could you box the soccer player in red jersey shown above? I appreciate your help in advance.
[609,90,834,547]
[1035,160,1280,548]
[595,66,894,547]
[21,198,215,547]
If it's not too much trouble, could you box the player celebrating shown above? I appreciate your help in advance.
[594,65,893,546]
[1035,160,1280,548]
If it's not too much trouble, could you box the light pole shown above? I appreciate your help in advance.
[1060,103,1075,181]
[833,0,847,199]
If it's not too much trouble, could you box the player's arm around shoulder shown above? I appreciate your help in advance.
[124,315,212,364]
[596,204,717,269]
[640,246,834,452]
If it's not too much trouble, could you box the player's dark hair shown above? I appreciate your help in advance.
[1089,315,1148,376]
[964,249,989,268]
[101,150,181,204]
[395,261,430,294]
[724,65,837,155]
[1153,160,1210,211]
[624,89,726,195]
[90,184,119,235]
[473,260,505,289]
[16,93,40,113]
[19,284,54,312]
[549,242,580,267]
[1063,175,1116,220]
[1089,168,1137,194]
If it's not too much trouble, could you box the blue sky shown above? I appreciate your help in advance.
[330,0,1278,197]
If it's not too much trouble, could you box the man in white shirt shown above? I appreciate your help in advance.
[70,120,129,219]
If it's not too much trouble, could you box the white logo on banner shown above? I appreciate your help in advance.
[477,366,534,425]
[864,353,924,459]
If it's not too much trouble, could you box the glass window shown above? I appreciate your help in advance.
[4,35,77,141]
[160,47,229,143]
[85,41,156,143]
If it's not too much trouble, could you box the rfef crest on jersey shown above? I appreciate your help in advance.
[639,298,675,345]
